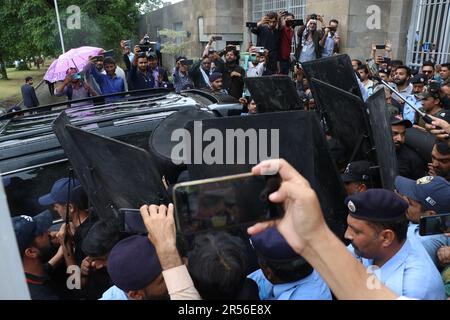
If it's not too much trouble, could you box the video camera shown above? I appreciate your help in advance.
[246,22,258,28]
[253,46,265,54]
[180,59,194,66]
[286,19,304,28]
[139,35,152,53]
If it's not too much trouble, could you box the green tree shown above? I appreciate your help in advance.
[159,29,190,58]
[0,0,162,80]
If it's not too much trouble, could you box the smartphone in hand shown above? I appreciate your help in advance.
[419,213,450,236]
[173,173,283,235]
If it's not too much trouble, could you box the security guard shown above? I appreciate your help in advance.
[344,189,446,300]
[415,85,450,127]
[341,160,373,196]
[394,175,450,267]
[404,74,427,124]
[248,227,332,300]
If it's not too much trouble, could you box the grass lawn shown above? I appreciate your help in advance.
[0,63,51,107]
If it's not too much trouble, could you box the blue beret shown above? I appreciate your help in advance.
[107,235,162,292]
[250,227,301,262]
[395,176,450,214]
[209,72,223,83]
[345,189,408,222]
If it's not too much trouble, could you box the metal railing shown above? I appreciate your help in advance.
[406,0,450,69]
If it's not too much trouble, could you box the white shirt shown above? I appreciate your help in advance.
[247,62,265,78]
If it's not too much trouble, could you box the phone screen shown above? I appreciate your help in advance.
[419,213,450,236]
[119,209,147,234]
[173,173,282,235]
[366,58,379,78]
[376,45,386,50]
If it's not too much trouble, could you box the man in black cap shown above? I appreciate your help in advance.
[416,85,450,126]
[248,227,332,300]
[344,189,445,299]
[341,161,373,196]
[101,235,168,300]
[12,211,61,300]
[391,115,428,180]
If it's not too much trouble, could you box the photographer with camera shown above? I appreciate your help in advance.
[120,40,135,71]
[321,19,340,58]
[203,36,225,74]
[54,67,97,108]
[296,14,324,63]
[173,56,194,93]
[279,12,297,75]
[250,11,281,74]
[246,46,270,77]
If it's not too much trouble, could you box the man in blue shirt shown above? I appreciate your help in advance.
[344,189,446,299]
[394,175,450,267]
[248,227,332,300]
[404,74,428,123]
[87,57,125,102]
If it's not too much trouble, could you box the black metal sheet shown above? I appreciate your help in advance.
[310,78,370,164]
[302,54,363,100]
[405,127,436,164]
[186,111,315,185]
[366,89,398,190]
[52,112,169,220]
[244,76,304,113]
[185,111,347,238]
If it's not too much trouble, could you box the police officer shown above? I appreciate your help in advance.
[395,175,450,267]
[341,161,373,196]
[416,85,450,127]
[248,227,332,300]
[404,74,428,124]
[391,115,428,180]
[344,189,446,299]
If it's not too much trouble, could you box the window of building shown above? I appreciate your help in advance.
[252,0,306,21]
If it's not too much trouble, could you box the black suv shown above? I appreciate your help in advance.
[0,89,241,217]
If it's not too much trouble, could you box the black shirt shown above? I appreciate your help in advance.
[128,65,155,91]
[396,144,427,180]
[74,215,99,266]
[252,25,281,73]
[222,63,245,99]
[26,272,60,300]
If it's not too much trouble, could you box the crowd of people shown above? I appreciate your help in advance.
[9,9,450,301]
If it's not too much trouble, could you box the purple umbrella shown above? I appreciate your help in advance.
[44,46,104,83]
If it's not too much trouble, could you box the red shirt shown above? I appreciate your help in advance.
[280,26,294,60]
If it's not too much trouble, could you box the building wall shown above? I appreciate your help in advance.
[140,0,244,69]
[244,0,414,62]
[306,0,413,61]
